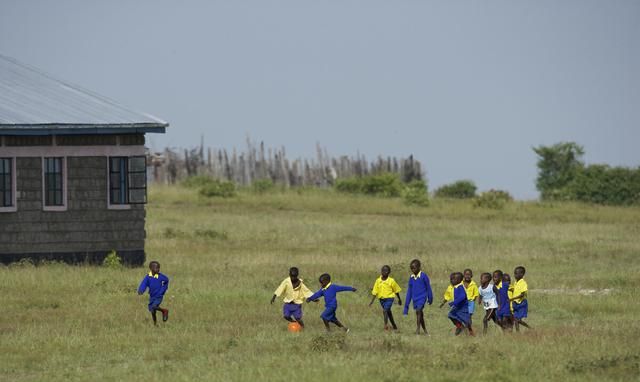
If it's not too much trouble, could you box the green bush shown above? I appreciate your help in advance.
[335,173,403,197]
[533,142,585,200]
[251,178,275,194]
[434,180,477,199]
[199,179,237,198]
[182,175,218,189]
[473,189,513,210]
[564,165,640,206]
[102,250,122,269]
[402,179,430,207]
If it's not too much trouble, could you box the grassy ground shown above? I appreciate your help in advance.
[2,185,640,381]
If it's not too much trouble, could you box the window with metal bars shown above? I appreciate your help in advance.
[0,158,13,207]
[44,157,64,206]
[109,156,147,204]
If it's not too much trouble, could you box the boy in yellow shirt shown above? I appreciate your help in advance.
[463,268,480,328]
[438,272,455,309]
[271,267,313,328]
[369,265,402,330]
[510,266,531,332]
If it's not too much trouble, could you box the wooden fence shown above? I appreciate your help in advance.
[147,139,423,188]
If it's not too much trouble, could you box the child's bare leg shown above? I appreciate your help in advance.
[322,319,331,331]
[417,310,427,335]
[387,310,398,330]
[516,319,531,329]
[284,316,295,323]
[332,319,349,332]
[296,318,305,328]
[415,310,421,334]
[151,310,158,325]
[383,310,389,328]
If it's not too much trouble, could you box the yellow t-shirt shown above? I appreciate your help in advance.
[274,278,313,304]
[371,276,402,299]
[512,278,528,304]
[508,284,515,312]
[443,285,454,302]
[464,280,479,301]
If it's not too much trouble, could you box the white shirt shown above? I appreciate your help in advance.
[479,283,498,310]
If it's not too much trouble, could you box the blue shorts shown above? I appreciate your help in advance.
[148,296,163,312]
[468,301,475,315]
[513,300,528,319]
[321,306,337,322]
[412,297,427,311]
[379,298,394,311]
[496,308,512,320]
[448,307,470,326]
[283,302,303,320]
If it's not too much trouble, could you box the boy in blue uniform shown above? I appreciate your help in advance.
[307,273,357,332]
[137,261,170,325]
[403,259,433,335]
[497,273,513,331]
[447,272,472,335]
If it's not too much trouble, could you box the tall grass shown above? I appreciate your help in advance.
[1,185,639,381]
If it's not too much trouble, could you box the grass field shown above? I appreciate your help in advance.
[2,185,640,381]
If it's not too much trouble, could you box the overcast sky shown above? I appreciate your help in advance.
[1,0,638,199]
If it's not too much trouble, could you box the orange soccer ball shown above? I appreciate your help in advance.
[287,322,303,332]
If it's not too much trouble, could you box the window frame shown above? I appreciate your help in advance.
[107,155,147,209]
[42,156,67,211]
[0,157,17,213]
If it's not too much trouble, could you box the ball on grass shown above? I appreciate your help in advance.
[288,322,303,332]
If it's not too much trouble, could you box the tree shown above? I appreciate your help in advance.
[533,142,584,200]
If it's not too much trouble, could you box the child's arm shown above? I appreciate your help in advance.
[510,292,525,302]
[137,276,148,295]
[160,275,169,296]
[334,285,357,293]
[403,281,412,315]
[307,289,323,303]
[450,287,466,307]
[395,292,402,306]
[271,279,287,304]
[369,295,377,306]
[423,274,433,305]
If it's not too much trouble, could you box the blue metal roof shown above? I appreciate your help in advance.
[0,54,167,135]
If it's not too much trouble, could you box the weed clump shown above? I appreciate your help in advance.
[199,180,236,198]
[473,189,513,210]
[310,335,347,352]
[102,250,122,269]
[402,179,429,207]
[434,180,477,199]
[335,173,402,197]
[251,179,275,194]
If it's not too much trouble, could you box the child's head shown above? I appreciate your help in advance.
[319,273,331,287]
[149,261,160,274]
[449,272,455,284]
[503,273,511,283]
[381,265,391,278]
[493,270,503,284]
[409,259,421,275]
[514,266,526,280]
[480,272,492,286]
[451,272,463,285]
[289,267,299,279]
[463,268,473,282]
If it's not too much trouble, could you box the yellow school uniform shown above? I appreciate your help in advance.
[464,280,479,301]
[443,284,454,302]
[371,276,402,299]
[508,284,515,313]
[274,278,313,304]
[512,278,528,304]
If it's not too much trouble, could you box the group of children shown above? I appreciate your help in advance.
[270,259,530,335]
[136,259,530,335]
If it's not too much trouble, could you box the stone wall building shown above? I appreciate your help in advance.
[0,54,167,265]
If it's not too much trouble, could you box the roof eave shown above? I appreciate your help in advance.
[0,123,168,135]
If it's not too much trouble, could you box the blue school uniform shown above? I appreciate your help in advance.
[448,283,470,326]
[513,300,528,319]
[138,272,169,311]
[308,283,356,321]
[497,281,511,320]
[403,271,433,315]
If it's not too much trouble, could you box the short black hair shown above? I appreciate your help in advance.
[382,265,391,272]
[289,267,299,277]
[493,269,503,277]
[319,273,331,283]
[149,261,160,268]
[481,272,492,281]
[503,273,511,282]
[515,266,526,275]
[410,259,421,267]
[463,268,473,275]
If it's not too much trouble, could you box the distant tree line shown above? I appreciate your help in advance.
[533,142,640,205]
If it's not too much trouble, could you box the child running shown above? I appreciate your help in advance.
[369,265,402,330]
[447,272,472,335]
[137,260,169,326]
[403,259,433,335]
[439,272,455,308]
[497,272,513,331]
[463,268,480,328]
[271,267,313,328]
[307,273,357,332]
[510,266,531,331]
[478,272,500,334]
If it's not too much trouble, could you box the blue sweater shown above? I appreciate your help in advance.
[138,273,169,299]
[308,283,356,308]
[449,284,467,310]
[403,271,433,314]
[497,281,510,315]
